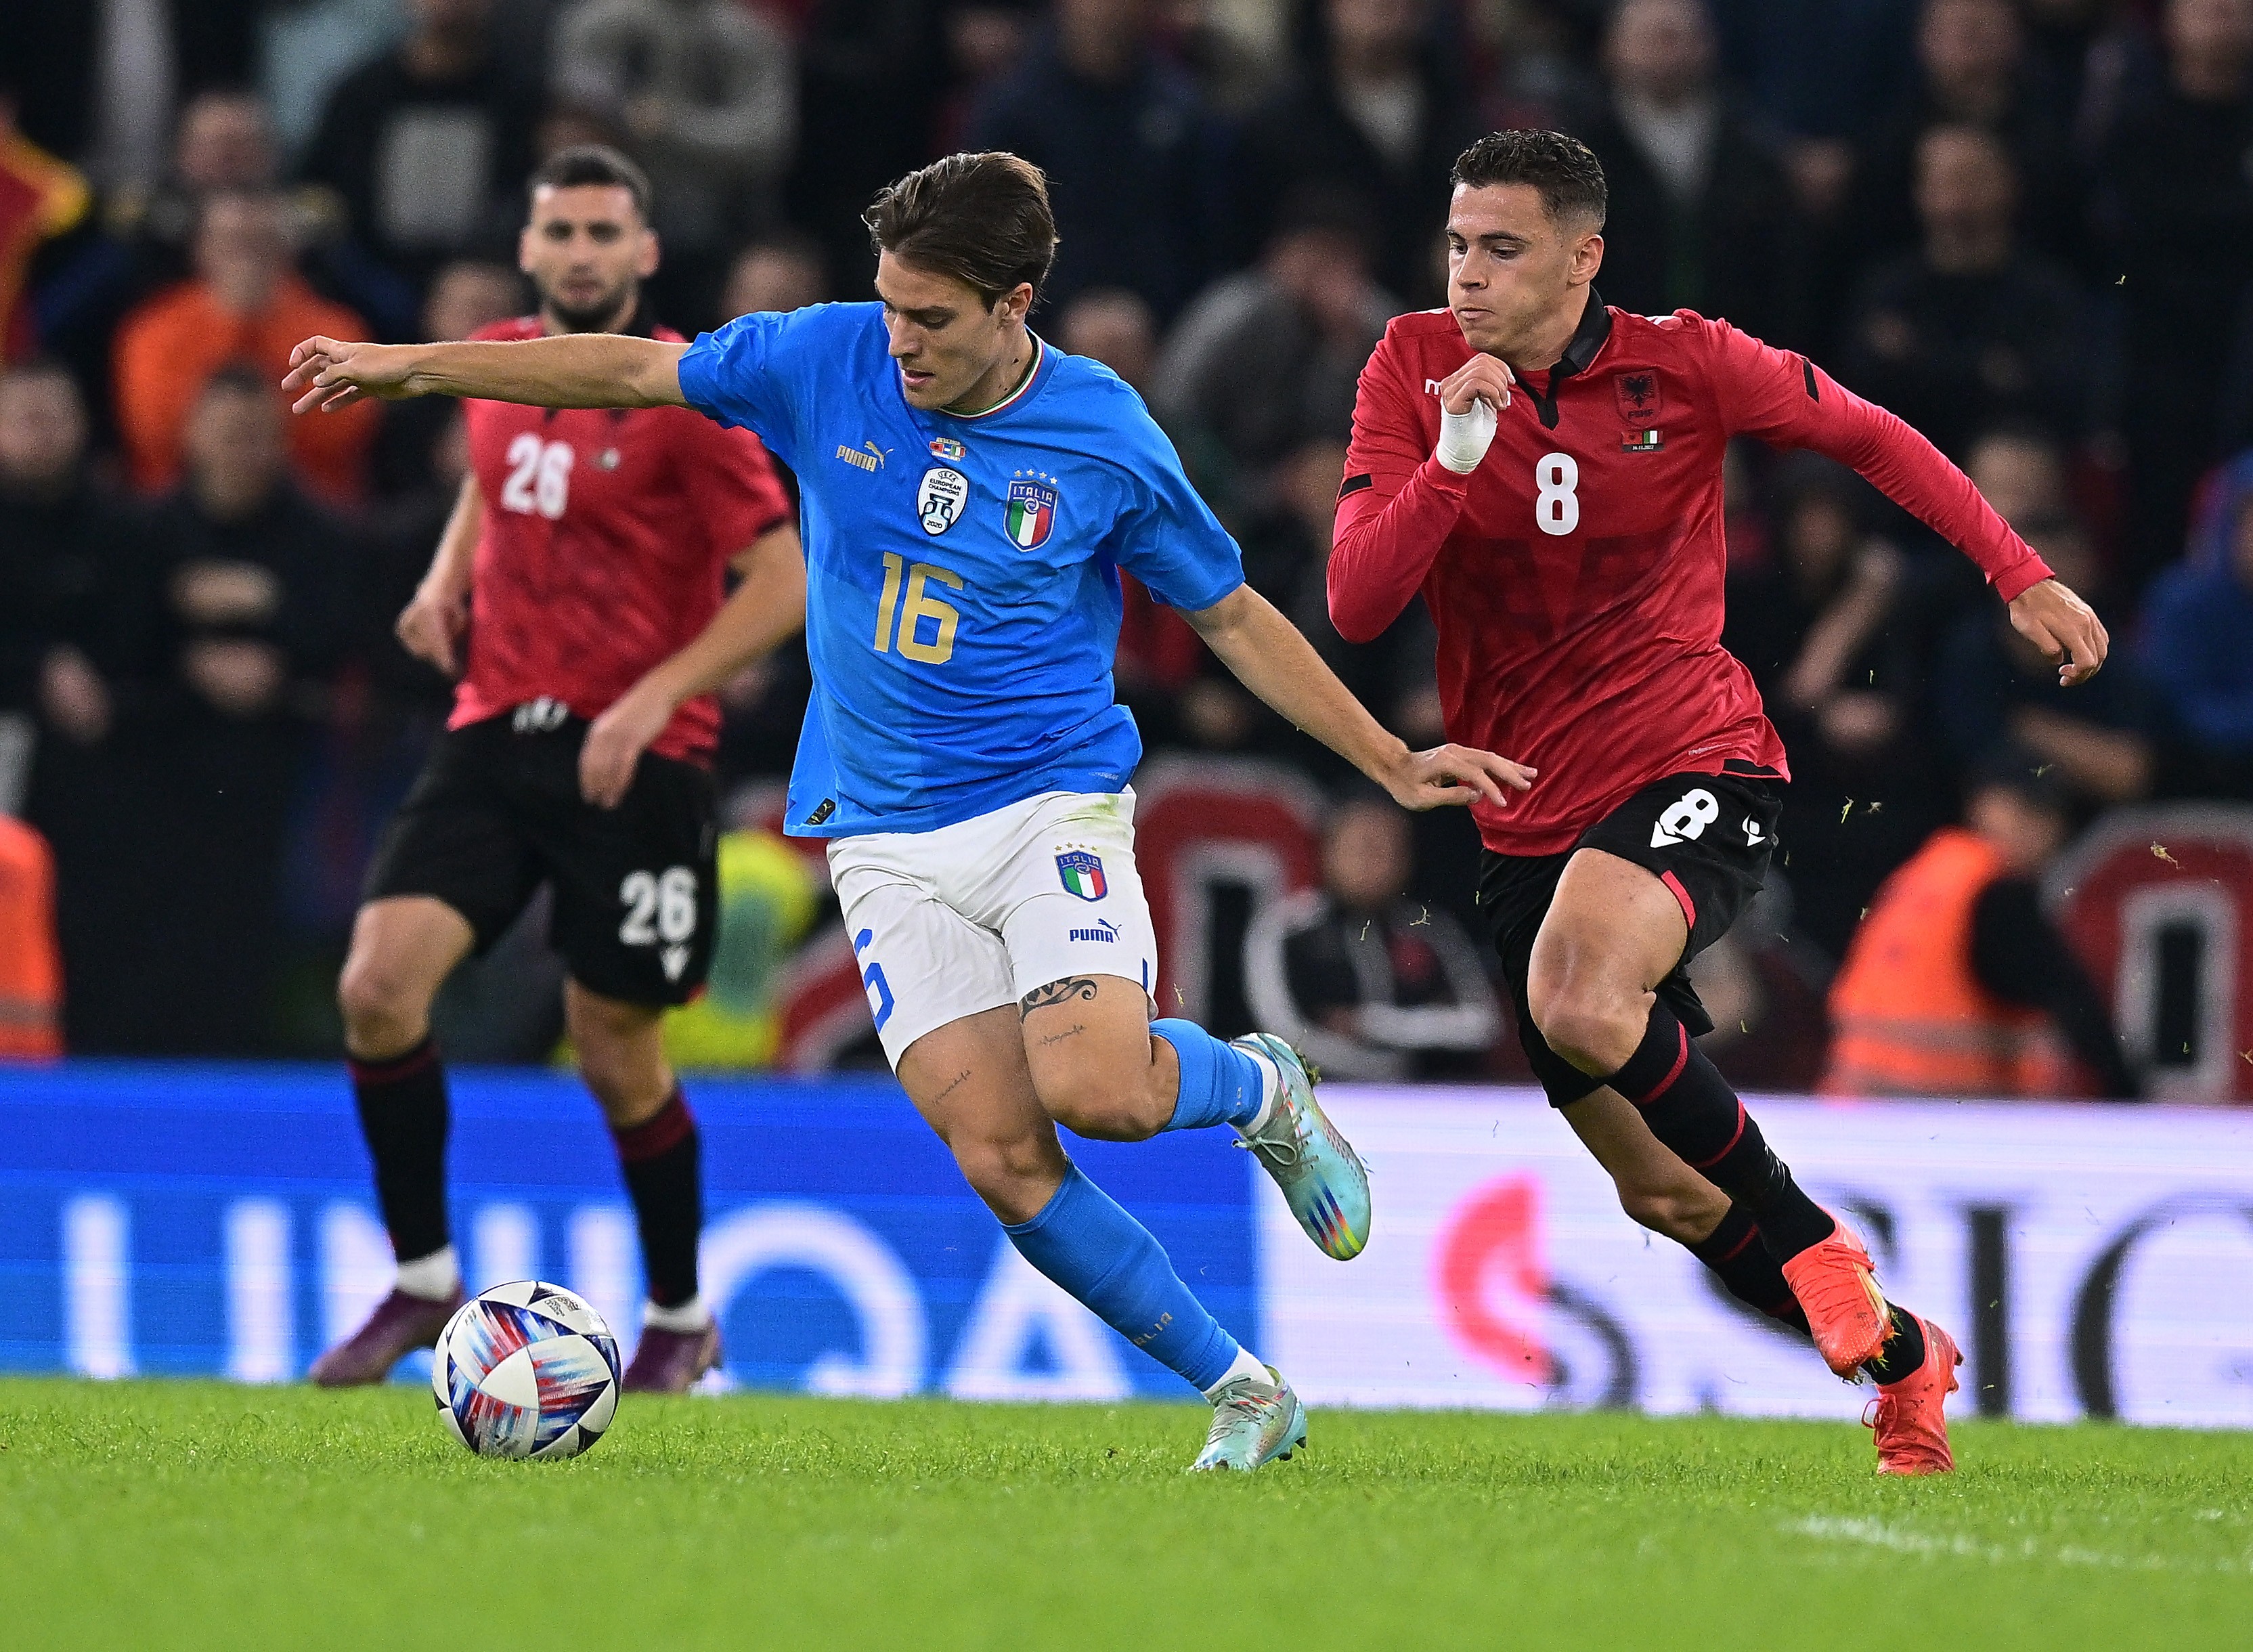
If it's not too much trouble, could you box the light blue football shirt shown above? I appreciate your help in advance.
[676,303,1245,838]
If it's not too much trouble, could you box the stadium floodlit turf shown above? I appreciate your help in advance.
[1,1379,2247,1649]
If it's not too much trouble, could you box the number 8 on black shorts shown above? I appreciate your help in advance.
[1475,763,1783,1107]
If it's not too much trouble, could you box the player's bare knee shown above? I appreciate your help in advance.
[579,1050,669,1125]
[336,953,430,1056]
[1532,986,1642,1076]
[1038,1078,1166,1143]
[569,1008,670,1123]
[951,1132,1063,1216]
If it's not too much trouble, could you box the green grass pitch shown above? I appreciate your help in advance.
[1,1378,2248,1649]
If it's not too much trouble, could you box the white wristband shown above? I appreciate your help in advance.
[1435,398,1498,475]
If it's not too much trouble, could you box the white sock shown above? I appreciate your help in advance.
[643,1294,712,1333]
[1201,1344,1271,1401]
[1236,1049,1281,1137]
[395,1246,460,1302]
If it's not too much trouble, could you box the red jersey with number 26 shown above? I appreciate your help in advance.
[1330,299,2053,856]
[452,316,792,763]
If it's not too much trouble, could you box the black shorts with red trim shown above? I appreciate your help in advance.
[1474,764,1782,1108]
[363,707,720,1007]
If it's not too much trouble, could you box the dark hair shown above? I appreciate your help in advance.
[1450,129,1608,228]
[1965,747,2072,821]
[1328,776,1401,818]
[200,362,280,402]
[732,229,827,271]
[1268,182,1380,262]
[527,144,652,221]
[862,152,1058,307]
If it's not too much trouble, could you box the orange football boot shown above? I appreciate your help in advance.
[1779,1215,1892,1377]
[1866,1316,1962,1475]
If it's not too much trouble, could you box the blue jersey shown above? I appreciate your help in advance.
[678,303,1244,838]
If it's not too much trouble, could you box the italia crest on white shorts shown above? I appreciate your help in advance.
[1056,850,1107,900]
[826,791,1156,1065]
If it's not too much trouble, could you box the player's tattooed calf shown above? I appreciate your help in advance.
[1020,977,1099,1018]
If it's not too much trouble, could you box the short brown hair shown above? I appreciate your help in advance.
[862,152,1059,307]
[1451,130,1608,229]
[528,144,652,221]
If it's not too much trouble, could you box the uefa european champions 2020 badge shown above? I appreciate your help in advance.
[917,466,969,535]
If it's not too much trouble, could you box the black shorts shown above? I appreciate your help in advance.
[1476,764,1782,1108]
[364,706,720,1006]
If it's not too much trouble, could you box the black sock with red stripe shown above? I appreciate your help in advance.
[348,1037,451,1264]
[1690,1202,1809,1331]
[1604,1003,1835,1262]
[1692,1204,1929,1383]
[611,1087,703,1309]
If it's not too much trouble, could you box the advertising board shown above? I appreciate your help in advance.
[1262,1091,2253,1428]
[0,1064,1254,1401]
[5,1067,2248,1428]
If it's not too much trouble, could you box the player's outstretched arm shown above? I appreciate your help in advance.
[1185,584,1535,811]
[282,334,689,415]
[1708,318,2107,687]
[577,522,807,808]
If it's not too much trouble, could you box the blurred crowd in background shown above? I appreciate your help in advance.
[3,0,2251,1095]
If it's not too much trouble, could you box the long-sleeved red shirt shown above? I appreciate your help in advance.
[1331,297,2053,856]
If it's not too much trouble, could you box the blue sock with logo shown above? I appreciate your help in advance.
[1150,1019,1266,1131]
[1003,1161,1240,1393]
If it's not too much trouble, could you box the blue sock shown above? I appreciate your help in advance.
[1150,1018,1266,1132]
[1004,1162,1240,1393]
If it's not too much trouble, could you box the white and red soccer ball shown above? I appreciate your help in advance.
[432,1281,621,1460]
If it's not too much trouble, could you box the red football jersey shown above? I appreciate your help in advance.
[452,316,792,764]
[1332,299,2053,856]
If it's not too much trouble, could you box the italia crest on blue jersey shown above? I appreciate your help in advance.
[1057,850,1107,900]
[1006,477,1059,548]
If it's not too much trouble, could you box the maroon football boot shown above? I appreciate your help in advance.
[308,1288,464,1387]
[621,1322,723,1394]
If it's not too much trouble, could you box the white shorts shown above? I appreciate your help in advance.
[827,789,1160,1067]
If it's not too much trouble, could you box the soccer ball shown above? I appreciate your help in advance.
[432,1280,622,1460]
